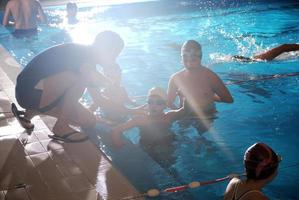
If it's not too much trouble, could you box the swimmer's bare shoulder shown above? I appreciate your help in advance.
[202,66,234,103]
[172,68,186,78]
[168,69,185,87]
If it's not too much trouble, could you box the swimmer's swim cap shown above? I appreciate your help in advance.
[181,40,202,60]
[148,87,167,101]
[244,142,280,180]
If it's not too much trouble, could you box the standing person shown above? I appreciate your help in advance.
[66,2,78,24]
[12,31,126,142]
[2,0,48,38]
[224,143,281,200]
[167,40,233,132]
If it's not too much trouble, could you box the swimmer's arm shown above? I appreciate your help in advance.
[88,88,124,112]
[254,44,299,61]
[112,118,141,133]
[210,72,233,103]
[80,64,112,87]
[167,75,179,109]
[88,87,133,115]
[111,117,144,147]
[36,1,48,24]
[166,98,186,121]
[116,86,139,106]
[2,3,12,26]
[126,104,147,115]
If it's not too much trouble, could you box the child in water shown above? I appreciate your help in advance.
[224,143,281,200]
[111,87,186,167]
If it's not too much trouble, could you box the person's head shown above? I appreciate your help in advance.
[92,31,124,67]
[66,2,78,22]
[147,87,167,116]
[181,40,202,69]
[244,143,280,182]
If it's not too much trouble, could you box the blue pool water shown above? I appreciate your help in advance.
[1,0,299,199]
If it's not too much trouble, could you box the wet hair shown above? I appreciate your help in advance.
[93,31,124,55]
[181,40,202,61]
[244,143,279,180]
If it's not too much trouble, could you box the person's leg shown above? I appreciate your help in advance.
[17,70,102,140]
[20,71,92,134]
[254,44,299,61]
[51,101,97,136]
[43,79,97,136]
[16,71,76,119]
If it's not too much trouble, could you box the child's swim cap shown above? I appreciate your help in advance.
[148,87,167,101]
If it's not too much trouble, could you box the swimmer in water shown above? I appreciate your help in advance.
[111,87,186,167]
[232,44,299,62]
[224,142,281,200]
[2,0,47,38]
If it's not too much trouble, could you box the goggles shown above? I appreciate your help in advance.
[181,49,202,60]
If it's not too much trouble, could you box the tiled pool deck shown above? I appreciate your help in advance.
[0,44,142,199]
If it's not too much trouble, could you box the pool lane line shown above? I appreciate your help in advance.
[225,71,299,85]
[115,173,246,200]
[115,162,299,200]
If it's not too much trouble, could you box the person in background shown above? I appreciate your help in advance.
[224,143,281,200]
[66,2,78,24]
[2,0,47,38]
[232,43,299,62]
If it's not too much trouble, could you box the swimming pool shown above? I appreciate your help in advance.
[1,0,299,199]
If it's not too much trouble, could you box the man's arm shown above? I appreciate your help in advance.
[167,75,179,109]
[166,98,186,122]
[80,63,116,111]
[80,63,112,87]
[210,71,233,103]
[2,2,12,26]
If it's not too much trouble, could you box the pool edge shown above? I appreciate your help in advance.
[0,44,144,200]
